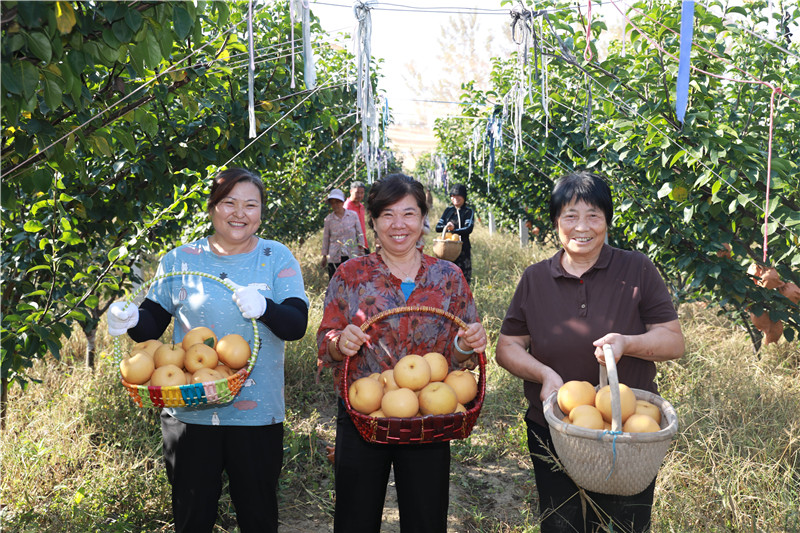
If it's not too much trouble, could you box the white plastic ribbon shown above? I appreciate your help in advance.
[354,1,377,183]
[247,0,256,138]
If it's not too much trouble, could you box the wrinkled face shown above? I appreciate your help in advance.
[350,186,365,203]
[556,199,607,261]
[328,198,344,213]
[450,194,465,208]
[374,194,424,256]
[209,181,262,247]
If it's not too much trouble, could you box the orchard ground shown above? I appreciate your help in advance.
[1,198,798,532]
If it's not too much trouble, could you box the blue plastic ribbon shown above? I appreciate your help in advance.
[676,1,695,124]
[601,429,624,481]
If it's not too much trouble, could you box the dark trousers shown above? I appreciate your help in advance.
[160,412,284,533]
[453,243,472,285]
[334,400,451,533]
[527,419,655,533]
[327,256,350,279]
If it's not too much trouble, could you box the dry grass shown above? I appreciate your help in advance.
[2,200,798,532]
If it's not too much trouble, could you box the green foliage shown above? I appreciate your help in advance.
[1,1,364,387]
[436,0,800,349]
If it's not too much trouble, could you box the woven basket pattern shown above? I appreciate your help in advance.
[432,239,462,261]
[342,306,486,445]
[544,387,678,496]
[114,271,260,408]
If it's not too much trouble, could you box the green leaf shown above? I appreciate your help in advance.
[26,31,53,64]
[23,220,45,233]
[108,246,129,262]
[44,78,62,111]
[141,31,162,68]
[173,6,194,40]
[112,19,133,43]
[5,61,39,99]
[124,8,143,32]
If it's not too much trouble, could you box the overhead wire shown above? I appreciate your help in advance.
[1,1,274,180]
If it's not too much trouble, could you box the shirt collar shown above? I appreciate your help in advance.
[549,244,613,278]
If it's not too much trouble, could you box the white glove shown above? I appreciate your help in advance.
[107,301,139,336]
[233,286,267,319]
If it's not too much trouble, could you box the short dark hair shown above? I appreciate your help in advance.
[366,174,428,230]
[208,168,266,219]
[549,170,613,226]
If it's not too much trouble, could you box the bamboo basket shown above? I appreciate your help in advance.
[342,306,485,444]
[113,271,260,408]
[432,229,462,261]
[543,345,679,495]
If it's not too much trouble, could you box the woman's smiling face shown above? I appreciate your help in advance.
[556,199,607,262]
[374,194,423,256]
[209,181,262,248]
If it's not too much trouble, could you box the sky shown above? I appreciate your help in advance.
[308,1,511,126]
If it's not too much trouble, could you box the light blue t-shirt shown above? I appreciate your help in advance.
[146,237,307,426]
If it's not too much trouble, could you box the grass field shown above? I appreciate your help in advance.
[2,201,799,532]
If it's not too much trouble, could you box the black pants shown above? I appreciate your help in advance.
[327,256,350,279]
[160,412,284,533]
[453,242,472,285]
[527,419,655,533]
[334,400,450,533]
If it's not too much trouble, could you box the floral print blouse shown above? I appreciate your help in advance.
[316,252,480,397]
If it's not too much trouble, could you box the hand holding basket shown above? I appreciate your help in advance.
[543,345,679,496]
[113,271,260,408]
[342,306,486,445]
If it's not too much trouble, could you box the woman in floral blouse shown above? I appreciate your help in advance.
[317,173,487,533]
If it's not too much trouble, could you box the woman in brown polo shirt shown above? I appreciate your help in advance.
[495,170,684,533]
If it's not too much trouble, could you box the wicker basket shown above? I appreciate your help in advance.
[543,345,679,496]
[113,271,260,408]
[432,229,462,262]
[342,306,486,444]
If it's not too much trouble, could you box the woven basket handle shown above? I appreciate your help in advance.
[599,344,623,432]
[359,305,468,334]
[112,271,259,363]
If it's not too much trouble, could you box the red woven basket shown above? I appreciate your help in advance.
[342,306,486,444]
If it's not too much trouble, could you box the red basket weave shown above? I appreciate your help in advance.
[342,306,486,444]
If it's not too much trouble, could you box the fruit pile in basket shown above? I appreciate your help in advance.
[442,232,461,242]
[348,352,478,418]
[557,380,663,433]
[119,326,251,387]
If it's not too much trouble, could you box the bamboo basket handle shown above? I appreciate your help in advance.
[599,344,623,432]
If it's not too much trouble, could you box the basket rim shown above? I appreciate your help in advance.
[543,387,679,443]
[114,271,260,406]
[341,306,486,433]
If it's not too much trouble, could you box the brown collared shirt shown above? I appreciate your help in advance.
[500,244,678,426]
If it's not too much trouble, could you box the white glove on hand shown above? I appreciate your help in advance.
[107,301,139,336]
[233,286,267,319]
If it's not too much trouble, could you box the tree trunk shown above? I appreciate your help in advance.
[85,326,97,368]
[1,377,8,431]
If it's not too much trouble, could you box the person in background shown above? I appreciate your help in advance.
[494,170,684,532]
[321,188,365,279]
[344,181,369,253]
[317,173,487,533]
[435,183,475,285]
[106,168,309,533]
